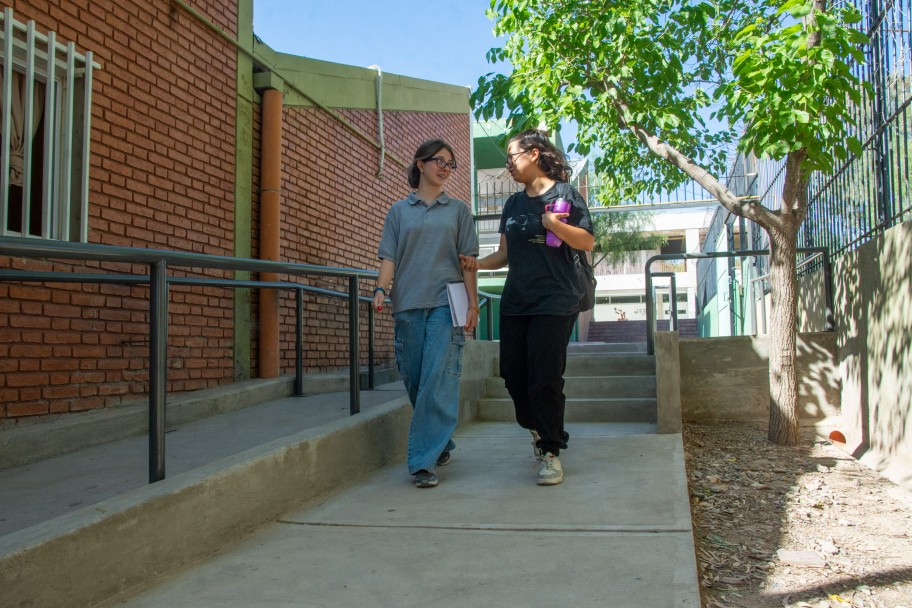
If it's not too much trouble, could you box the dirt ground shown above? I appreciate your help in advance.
[683,420,912,608]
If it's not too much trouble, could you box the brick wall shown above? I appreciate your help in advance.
[1,0,238,420]
[0,2,472,421]
[265,107,471,373]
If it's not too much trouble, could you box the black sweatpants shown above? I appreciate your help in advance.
[499,313,577,455]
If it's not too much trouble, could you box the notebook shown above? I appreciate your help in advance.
[446,281,470,328]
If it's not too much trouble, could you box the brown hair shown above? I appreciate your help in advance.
[407,139,456,189]
[510,129,571,183]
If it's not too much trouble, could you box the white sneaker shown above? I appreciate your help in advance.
[537,451,563,486]
[530,429,541,457]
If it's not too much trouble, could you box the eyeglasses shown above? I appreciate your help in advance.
[505,150,528,164]
[424,156,457,170]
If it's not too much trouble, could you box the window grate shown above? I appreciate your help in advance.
[0,7,98,241]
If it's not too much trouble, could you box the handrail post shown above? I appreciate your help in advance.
[485,299,493,341]
[367,304,375,389]
[149,260,168,483]
[670,274,678,331]
[645,257,656,355]
[822,248,835,331]
[294,288,303,397]
[348,276,360,415]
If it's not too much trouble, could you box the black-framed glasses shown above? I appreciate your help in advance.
[424,156,457,170]
[505,150,528,164]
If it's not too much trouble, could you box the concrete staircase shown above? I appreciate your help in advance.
[476,342,657,425]
[586,318,699,343]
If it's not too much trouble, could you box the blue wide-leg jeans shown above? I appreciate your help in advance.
[394,306,464,475]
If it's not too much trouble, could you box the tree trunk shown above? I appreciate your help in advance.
[766,226,801,446]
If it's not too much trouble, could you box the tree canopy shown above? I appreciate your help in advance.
[473,0,867,211]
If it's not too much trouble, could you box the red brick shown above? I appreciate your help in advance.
[7,403,50,417]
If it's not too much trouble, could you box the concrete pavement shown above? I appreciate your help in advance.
[111,421,700,608]
[1,339,701,608]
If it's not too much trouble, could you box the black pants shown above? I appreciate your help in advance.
[499,314,577,455]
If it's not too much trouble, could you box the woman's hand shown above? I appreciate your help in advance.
[464,306,479,332]
[459,254,478,272]
[372,291,386,312]
[542,210,570,230]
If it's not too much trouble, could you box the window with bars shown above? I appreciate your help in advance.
[0,7,97,241]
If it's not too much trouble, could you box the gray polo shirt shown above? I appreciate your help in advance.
[378,191,479,313]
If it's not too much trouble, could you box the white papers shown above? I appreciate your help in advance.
[447,281,469,327]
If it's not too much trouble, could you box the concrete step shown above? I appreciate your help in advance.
[477,397,657,423]
[567,354,655,375]
[483,375,657,399]
[492,355,656,377]
[568,342,647,354]
[492,354,655,377]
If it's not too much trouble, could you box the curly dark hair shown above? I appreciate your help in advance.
[407,139,456,189]
[509,129,571,183]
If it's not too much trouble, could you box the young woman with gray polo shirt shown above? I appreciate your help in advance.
[372,139,480,488]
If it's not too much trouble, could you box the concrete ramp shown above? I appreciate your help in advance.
[117,422,700,608]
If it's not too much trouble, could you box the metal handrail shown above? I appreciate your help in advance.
[644,247,834,355]
[0,268,385,393]
[649,271,679,333]
[0,236,383,483]
[477,288,500,339]
[748,250,825,336]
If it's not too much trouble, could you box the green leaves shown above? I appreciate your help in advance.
[713,0,870,173]
[473,0,870,205]
[590,210,668,266]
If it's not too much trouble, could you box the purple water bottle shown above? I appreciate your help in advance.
[545,198,572,247]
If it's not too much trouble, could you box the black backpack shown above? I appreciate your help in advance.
[553,182,596,312]
[574,249,596,312]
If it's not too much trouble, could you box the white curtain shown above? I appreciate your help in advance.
[1,71,45,187]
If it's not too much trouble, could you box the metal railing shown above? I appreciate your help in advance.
[645,247,834,355]
[1,8,98,242]
[800,0,912,258]
[0,237,386,482]
[749,250,826,335]
[477,288,499,336]
[0,237,502,482]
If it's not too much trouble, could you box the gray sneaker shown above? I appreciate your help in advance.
[537,452,563,486]
[414,469,438,488]
[436,451,451,467]
[530,429,541,457]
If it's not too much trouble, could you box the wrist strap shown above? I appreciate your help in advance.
[374,286,387,296]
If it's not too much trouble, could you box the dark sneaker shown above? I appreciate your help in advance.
[414,469,438,488]
[436,451,451,467]
[537,452,563,486]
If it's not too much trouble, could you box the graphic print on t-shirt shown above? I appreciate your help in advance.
[504,211,547,245]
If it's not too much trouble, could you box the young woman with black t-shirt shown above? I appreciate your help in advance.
[461,129,594,486]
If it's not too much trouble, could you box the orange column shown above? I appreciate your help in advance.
[258,88,283,378]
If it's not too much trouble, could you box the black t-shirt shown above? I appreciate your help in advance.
[498,182,593,316]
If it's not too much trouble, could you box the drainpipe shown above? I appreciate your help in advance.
[259,87,283,378]
[368,65,385,179]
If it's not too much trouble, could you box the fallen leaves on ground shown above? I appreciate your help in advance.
[683,421,912,608]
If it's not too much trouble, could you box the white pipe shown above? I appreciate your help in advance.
[368,65,384,179]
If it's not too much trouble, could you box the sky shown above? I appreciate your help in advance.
[251,1,582,153]
[252,1,505,90]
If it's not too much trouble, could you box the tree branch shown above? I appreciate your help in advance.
[605,88,774,227]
